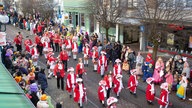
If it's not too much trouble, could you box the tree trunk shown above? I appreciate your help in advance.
[152,43,158,62]
[105,28,109,42]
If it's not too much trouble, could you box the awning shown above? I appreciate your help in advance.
[118,18,141,25]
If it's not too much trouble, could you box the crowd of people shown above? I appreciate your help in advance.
[1,16,192,108]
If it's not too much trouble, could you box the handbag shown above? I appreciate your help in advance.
[122,61,129,71]
[56,72,61,78]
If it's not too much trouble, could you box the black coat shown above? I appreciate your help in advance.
[38,72,48,90]
[4,57,12,69]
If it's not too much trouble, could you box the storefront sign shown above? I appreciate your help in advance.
[0,32,6,46]
[167,33,174,45]
[189,36,192,48]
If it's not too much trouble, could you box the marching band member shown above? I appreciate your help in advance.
[83,44,90,67]
[92,46,99,72]
[146,77,155,105]
[74,78,87,108]
[98,80,107,107]
[107,97,118,108]
[158,82,170,108]
[24,38,33,53]
[35,34,43,55]
[59,47,69,72]
[54,60,65,91]
[47,51,57,79]
[76,58,86,78]
[31,44,39,66]
[65,36,72,57]
[66,67,76,98]
[127,69,138,96]
[98,51,108,78]
[113,59,122,77]
[72,39,78,60]
[54,32,61,52]
[113,74,123,99]
[104,72,113,99]
[41,36,50,59]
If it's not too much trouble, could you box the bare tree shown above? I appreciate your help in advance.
[136,0,192,60]
[20,0,57,19]
[88,0,125,42]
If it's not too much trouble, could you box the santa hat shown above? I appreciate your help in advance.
[147,53,152,58]
[101,51,106,55]
[183,57,187,62]
[107,97,118,106]
[67,67,74,72]
[92,46,98,50]
[76,78,83,83]
[85,44,90,47]
[99,80,106,86]
[130,69,137,75]
[115,59,121,63]
[160,82,169,90]
[146,77,154,84]
[116,74,122,79]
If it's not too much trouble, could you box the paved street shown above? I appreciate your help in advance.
[5,25,192,108]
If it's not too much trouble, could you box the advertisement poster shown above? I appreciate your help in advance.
[189,36,192,48]
[0,32,6,46]
[167,33,174,45]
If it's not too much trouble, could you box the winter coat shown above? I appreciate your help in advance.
[38,72,48,90]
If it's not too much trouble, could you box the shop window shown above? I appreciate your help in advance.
[69,12,72,24]
[81,14,85,26]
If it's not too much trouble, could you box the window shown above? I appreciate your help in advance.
[128,0,138,8]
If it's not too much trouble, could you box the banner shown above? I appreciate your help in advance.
[167,33,174,45]
[0,32,6,46]
[189,36,192,48]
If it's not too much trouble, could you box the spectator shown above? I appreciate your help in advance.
[38,68,48,94]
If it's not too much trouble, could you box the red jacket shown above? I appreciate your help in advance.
[92,50,99,59]
[14,36,21,45]
[83,47,90,56]
[158,89,168,106]
[54,34,60,43]
[35,35,41,44]
[74,84,86,102]
[31,47,39,56]
[113,64,122,77]
[76,63,85,75]
[104,76,113,90]
[59,50,68,60]
[97,55,108,73]
[127,74,138,93]
[65,39,72,48]
[43,41,50,48]
[146,84,155,101]
[113,77,123,94]
[66,73,76,92]
[72,42,78,53]
[54,63,65,78]
[98,85,106,101]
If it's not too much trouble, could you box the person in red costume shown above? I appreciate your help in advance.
[34,34,43,55]
[145,77,155,105]
[47,51,57,79]
[107,97,118,108]
[113,59,122,78]
[59,47,69,72]
[24,38,32,53]
[104,72,113,99]
[127,69,138,97]
[74,78,86,108]
[54,60,65,91]
[98,51,108,78]
[66,67,76,98]
[98,80,107,107]
[113,74,123,99]
[65,36,72,57]
[158,82,169,108]
[13,34,22,51]
[76,58,86,78]
[92,46,99,72]
[30,44,39,66]
[83,44,90,67]
[72,39,78,60]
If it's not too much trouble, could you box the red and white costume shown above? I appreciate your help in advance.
[113,59,122,77]
[146,77,155,103]
[31,45,39,66]
[66,67,76,94]
[41,36,50,58]
[53,62,65,78]
[98,51,108,77]
[72,41,78,60]
[65,37,72,56]
[98,80,107,106]
[24,39,32,53]
[104,73,113,98]
[76,62,85,78]
[127,69,138,94]
[74,78,86,108]
[92,46,99,71]
[107,97,118,108]
[113,74,123,98]
[83,44,90,66]
[47,52,57,78]
[158,82,169,108]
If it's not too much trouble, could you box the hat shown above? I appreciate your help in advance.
[67,67,74,72]
[92,46,98,50]
[107,97,118,106]
[115,59,121,63]
[160,82,169,90]
[130,69,137,75]
[41,94,48,101]
[101,51,106,55]
[15,76,22,83]
[76,78,83,83]
[183,57,187,62]
[146,77,154,84]
[99,80,106,86]
[147,53,152,57]
[116,74,122,79]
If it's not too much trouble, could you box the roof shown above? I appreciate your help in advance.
[0,62,35,108]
